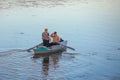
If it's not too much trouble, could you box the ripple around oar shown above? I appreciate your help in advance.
[117,48,120,50]
[106,57,120,61]
[63,52,79,55]
[0,49,26,57]
[0,49,25,53]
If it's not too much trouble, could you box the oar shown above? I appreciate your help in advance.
[59,43,75,51]
[26,43,43,52]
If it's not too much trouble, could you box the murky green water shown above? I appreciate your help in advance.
[0,0,120,80]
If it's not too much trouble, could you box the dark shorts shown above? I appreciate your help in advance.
[43,40,49,47]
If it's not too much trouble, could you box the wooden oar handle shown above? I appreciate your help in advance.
[27,43,43,51]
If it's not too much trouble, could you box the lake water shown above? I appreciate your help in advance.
[0,0,120,80]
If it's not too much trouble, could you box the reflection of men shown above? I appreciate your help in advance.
[42,57,49,76]
[42,28,51,47]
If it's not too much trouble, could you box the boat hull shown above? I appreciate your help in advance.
[33,41,67,55]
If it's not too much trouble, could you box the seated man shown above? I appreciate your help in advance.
[50,32,60,46]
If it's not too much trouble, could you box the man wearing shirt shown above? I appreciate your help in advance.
[42,28,51,47]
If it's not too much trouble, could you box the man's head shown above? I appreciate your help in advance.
[45,28,48,33]
[54,31,57,36]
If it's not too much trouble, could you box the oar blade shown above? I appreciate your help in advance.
[67,46,75,51]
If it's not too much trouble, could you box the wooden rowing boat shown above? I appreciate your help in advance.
[33,41,67,55]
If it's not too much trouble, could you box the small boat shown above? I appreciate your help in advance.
[33,41,67,55]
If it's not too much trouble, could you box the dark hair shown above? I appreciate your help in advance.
[54,32,57,34]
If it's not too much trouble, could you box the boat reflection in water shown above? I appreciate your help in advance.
[33,52,62,79]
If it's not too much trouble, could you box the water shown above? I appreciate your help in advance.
[0,0,120,80]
